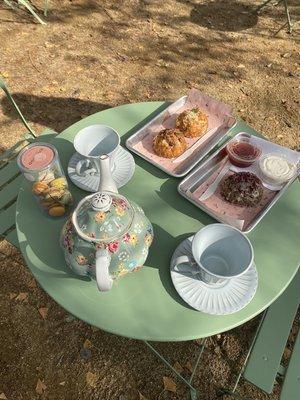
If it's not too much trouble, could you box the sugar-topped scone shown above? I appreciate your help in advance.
[176,108,208,138]
[153,129,187,158]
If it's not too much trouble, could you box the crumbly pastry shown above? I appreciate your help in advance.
[221,172,263,207]
[153,129,187,158]
[176,108,208,138]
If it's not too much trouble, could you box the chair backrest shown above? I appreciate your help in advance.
[0,129,56,248]
[0,77,36,139]
[0,78,55,247]
[0,155,22,247]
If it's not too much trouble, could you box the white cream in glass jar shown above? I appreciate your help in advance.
[259,153,297,188]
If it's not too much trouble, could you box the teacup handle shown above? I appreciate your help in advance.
[95,249,113,292]
[173,255,225,284]
[173,255,200,276]
[76,159,99,177]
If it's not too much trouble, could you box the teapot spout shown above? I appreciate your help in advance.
[98,155,118,193]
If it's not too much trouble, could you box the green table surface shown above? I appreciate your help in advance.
[16,102,300,341]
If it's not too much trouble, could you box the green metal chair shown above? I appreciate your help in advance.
[3,0,49,24]
[219,268,300,399]
[0,77,55,247]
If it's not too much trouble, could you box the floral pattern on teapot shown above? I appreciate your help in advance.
[61,153,154,292]
[60,202,153,281]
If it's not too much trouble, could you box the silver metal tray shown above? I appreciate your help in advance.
[178,132,300,232]
[126,93,236,177]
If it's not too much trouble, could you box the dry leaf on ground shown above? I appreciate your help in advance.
[83,339,92,349]
[86,372,98,388]
[38,307,48,320]
[173,361,183,374]
[138,392,148,400]
[163,376,176,393]
[36,378,47,394]
[0,71,9,78]
[15,292,28,302]
[185,361,193,373]
[28,279,37,288]
[9,293,17,300]
[0,393,7,399]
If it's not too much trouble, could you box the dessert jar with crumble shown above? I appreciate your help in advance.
[17,142,73,217]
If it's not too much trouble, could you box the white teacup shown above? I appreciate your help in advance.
[174,224,254,284]
[74,125,120,177]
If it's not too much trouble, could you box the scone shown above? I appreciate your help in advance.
[153,129,187,158]
[221,172,263,207]
[176,108,208,138]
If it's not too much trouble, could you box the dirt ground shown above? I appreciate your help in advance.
[0,1,299,399]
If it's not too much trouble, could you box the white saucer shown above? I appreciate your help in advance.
[67,146,135,192]
[170,236,258,315]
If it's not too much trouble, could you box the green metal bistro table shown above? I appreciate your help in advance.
[16,102,300,398]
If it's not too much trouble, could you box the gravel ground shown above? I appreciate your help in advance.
[0,1,299,399]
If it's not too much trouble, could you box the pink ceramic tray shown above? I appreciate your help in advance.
[126,89,236,177]
[178,132,300,232]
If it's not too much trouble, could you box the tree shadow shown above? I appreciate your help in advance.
[44,0,105,23]
[0,94,111,133]
[190,0,258,32]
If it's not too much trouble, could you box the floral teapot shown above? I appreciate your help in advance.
[60,155,153,291]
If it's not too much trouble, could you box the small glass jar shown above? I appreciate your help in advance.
[258,153,297,190]
[17,142,73,217]
[226,134,261,168]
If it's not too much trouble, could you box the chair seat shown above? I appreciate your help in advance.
[244,270,300,393]
[281,325,300,400]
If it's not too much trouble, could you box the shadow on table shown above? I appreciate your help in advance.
[157,178,216,227]
[144,178,216,309]
[0,93,111,134]
[147,223,195,310]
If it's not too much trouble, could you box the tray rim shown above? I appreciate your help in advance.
[125,95,236,178]
[178,132,300,233]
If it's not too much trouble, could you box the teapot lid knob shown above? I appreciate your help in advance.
[92,193,112,212]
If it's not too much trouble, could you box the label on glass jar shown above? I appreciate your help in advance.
[21,145,55,170]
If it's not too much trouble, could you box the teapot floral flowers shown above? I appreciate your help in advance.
[60,155,153,291]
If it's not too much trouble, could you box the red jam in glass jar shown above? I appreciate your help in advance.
[226,137,261,167]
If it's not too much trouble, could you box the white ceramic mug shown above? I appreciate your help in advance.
[74,125,120,177]
[174,224,254,284]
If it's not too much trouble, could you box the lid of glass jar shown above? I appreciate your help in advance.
[18,142,56,171]
[72,191,134,242]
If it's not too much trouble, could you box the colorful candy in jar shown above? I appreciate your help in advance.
[17,143,73,217]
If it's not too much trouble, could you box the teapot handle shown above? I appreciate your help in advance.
[95,249,113,292]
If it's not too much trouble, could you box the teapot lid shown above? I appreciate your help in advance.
[72,191,134,243]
